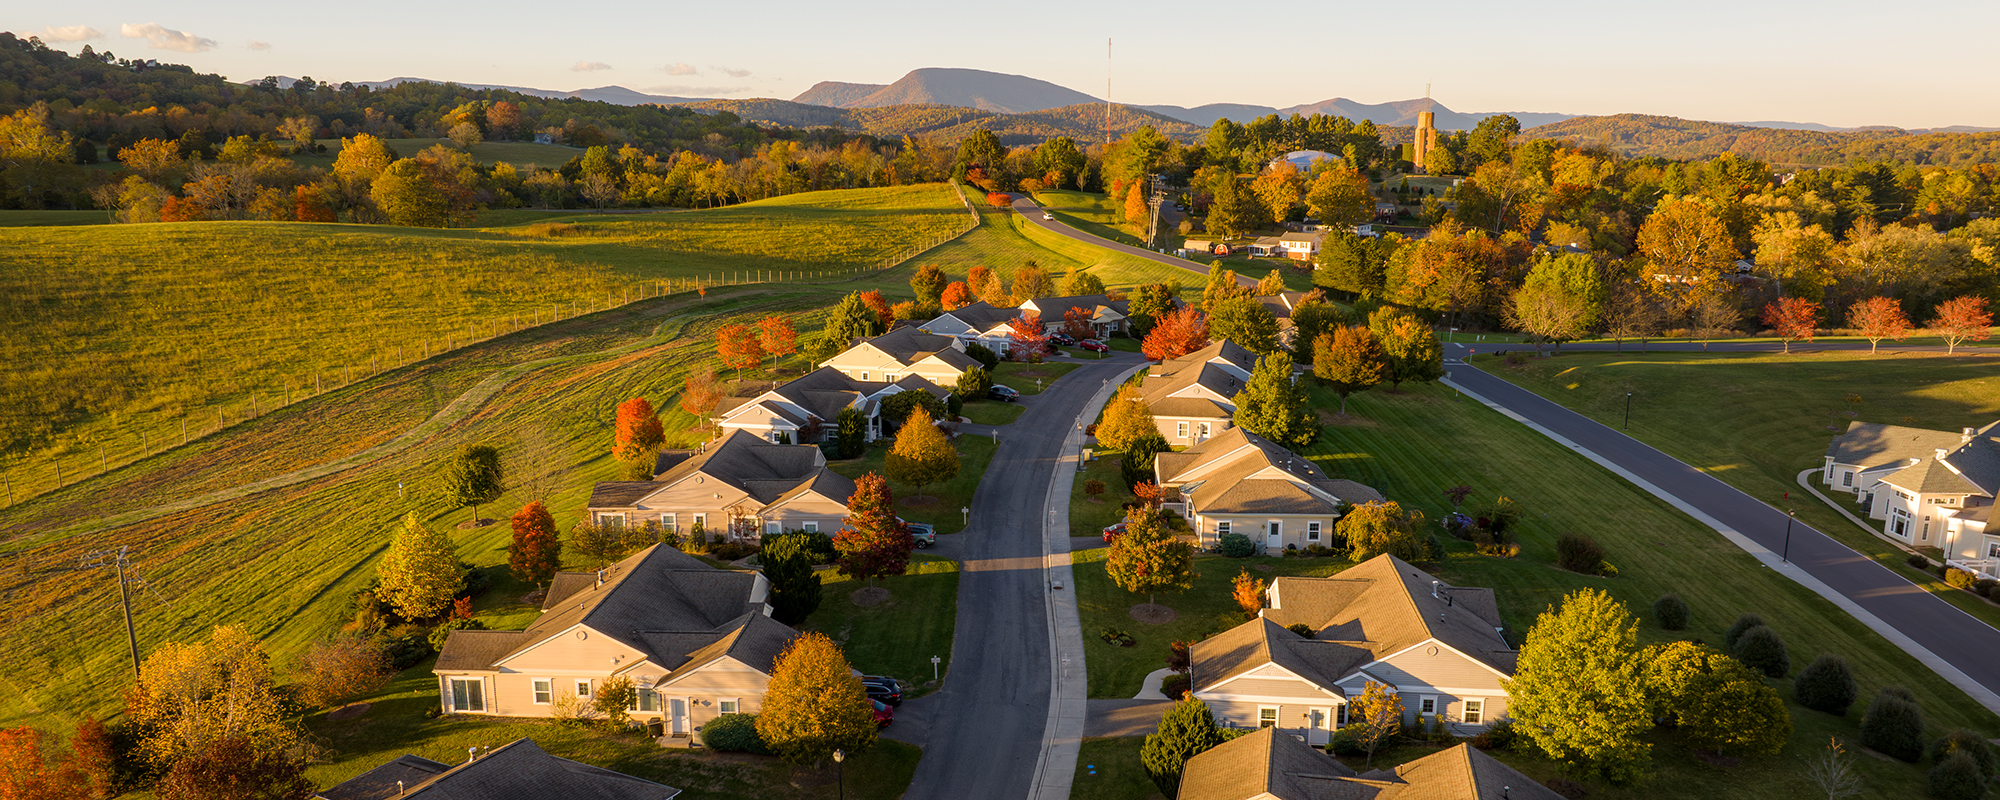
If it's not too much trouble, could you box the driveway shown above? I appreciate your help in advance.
[901,354,1150,799]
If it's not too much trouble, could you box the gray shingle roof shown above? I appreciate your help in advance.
[318,738,679,800]
[1149,339,1258,379]
[856,327,972,366]
[1826,421,1969,468]
[1143,361,1247,409]
[1176,729,1564,800]
[434,630,528,672]
[1834,420,2000,497]
[1263,555,1517,676]
[587,482,658,507]
[932,301,1016,329]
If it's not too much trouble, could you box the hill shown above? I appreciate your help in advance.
[1140,98,1575,130]
[252,76,711,106]
[1522,113,2000,165]
[790,67,1104,114]
[792,80,886,107]
[679,98,1204,144]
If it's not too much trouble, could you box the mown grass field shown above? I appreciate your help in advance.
[1071,379,1999,799]
[919,203,1207,291]
[803,555,960,694]
[827,436,997,535]
[0,209,106,226]
[0,184,965,505]
[1479,349,2000,628]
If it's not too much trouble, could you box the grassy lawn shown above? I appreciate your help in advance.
[801,555,960,694]
[919,203,1191,292]
[959,399,1025,426]
[1476,350,2000,629]
[0,209,106,226]
[1071,451,1136,538]
[994,361,1081,394]
[1069,737,1161,800]
[1032,189,1156,250]
[826,434,997,534]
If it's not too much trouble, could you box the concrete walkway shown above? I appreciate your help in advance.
[1133,667,1174,700]
[1794,468,1917,552]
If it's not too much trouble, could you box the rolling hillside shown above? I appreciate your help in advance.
[679,98,1204,144]
[789,67,1100,113]
[1523,113,2000,165]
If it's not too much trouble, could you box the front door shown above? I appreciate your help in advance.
[1306,707,1332,745]
[670,698,688,734]
[1266,521,1282,551]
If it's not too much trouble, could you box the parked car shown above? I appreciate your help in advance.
[871,699,894,727]
[1101,521,1128,542]
[988,385,1021,402]
[1079,339,1110,353]
[900,519,936,548]
[863,675,904,706]
[1049,332,1078,347]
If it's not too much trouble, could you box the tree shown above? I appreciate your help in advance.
[1860,687,1926,762]
[1796,654,1859,716]
[833,474,913,587]
[955,366,992,400]
[1142,305,1210,362]
[1313,327,1385,415]
[1125,180,1149,227]
[1061,307,1096,341]
[827,292,880,344]
[1352,680,1403,767]
[1304,165,1372,226]
[1206,175,1261,237]
[679,365,722,429]
[1105,506,1196,606]
[755,633,877,764]
[1760,297,1822,354]
[1287,295,1341,361]
[1732,625,1791,678]
[130,626,294,770]
[762,533,823,625]
[1803,737,1864,800]
[1848,297,1912,354]
[1929,752,1986,800]
[1007,312,1049,360]
[716,323,765,381]
[613,397,666,478]
[1208,295,1281,353]
[568,522,623,569]
[1504,588,1652,783]
[1232,569,1265,617]
[1603,282,1666,352]
[440,442,504,523]
[377,513,464,619]
[759,316,799,372]
[1637,195,1737,308]
[294,636,393,708]
[1138,696,1228,796]
[593,676,637,729]
[1339,501,1421,562]
[858,290,895,331]
[1639,641,1791,756]
[69,717,114,799]
[910,264,948,305]
[369,158,449,227]
[1061,267,1107,297]
[940,281,975,310]
[1688,291,1744,351]
[1233,353,1318,448]
[880,390,946,431]
[1096,385,1159,452]
[835,407,867,459]
[1255,269,1287,297]
[1120,431,1171,492]
[885,408,958,501]
[155,737,314,800]
[1370,310,1444,388]
[1928,729,1998,783]
[1012,266,1055,301]
[801,331,844,368]
[1932,296,1993,355]
[0,727,90,799]
[1127,282,1180,337]
[1202,264,1251,314]
[508,501,562,588]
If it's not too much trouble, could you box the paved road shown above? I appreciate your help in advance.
[1008,195,1259,289]
[1445,348,2000,711]
[902,354,1149,800]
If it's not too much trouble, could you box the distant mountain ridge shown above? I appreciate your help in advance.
[246,76,710,106]
[679,98,1204,144]
[790,67,1101,114]
[1521,113,2000,166]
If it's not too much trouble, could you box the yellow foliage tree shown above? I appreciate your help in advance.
[1095,385,1158,452]
[884,407,958,501]
[129,626,294,769]
[377,513,463,619]
[755,632,877,764]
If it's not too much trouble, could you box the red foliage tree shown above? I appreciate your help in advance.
[716,323,765,381]
[986,191,1013,208]
[159,195,203,222]
[967,266,993,293]
[69,716,114,799]
[294,185,335,222]
[1933,295,1994,355]
[1846,296,1912,354]
[0,726,90,799]
[833,473,914,588]
[1142,305,1211,362]
[940,281,975,310]
[679,365,721,429]
[1008,311,1049,362]
[1760,297,1821,354]
[1062,307,1096,341]
[759,315,799,371]
[858,290,895,331]
[1132,481,1179,508]
[508,501,563,588]
[155,736,313,800]
[613,397,665,462]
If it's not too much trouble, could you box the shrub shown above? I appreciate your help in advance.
[966,342,1000,370]
[1908,553,1932,569]
[1219,533,1255,558]
[376,627,435,671]
[1470,718,1517,751]
[1598,561,1619,578]
[1945,568,1979,590]
[1554,534,1606,574]
[1100,627,1136,647]
[1504,352,1528,366]
[702,713,771,754]
[427,617,486,651]
[1794,653,1859,716]
[1732,625,1791,678]
[1860,687,1927,762]
[1929,729,1999,778]
[1975,578,1998,598]
[1652,593,1691,630]
[1724,613,1767,650]
[1085,479,1106,498]
[1929,751,1986,800]
[1159,673,1190,699]
[1326,724,1365,757]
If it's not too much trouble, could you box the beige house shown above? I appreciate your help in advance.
[1824,419,1998,575]
[819,327,982,386]
[920,301,1022,354]
[587,430,854,541]
[318,738,680,800]
[1142,340,1258,445]
[1154,426,1382,552]
[1190,555,1517,744]
[435,545,799,740]
[1176,728,1561,800]
[1276,230,1325,261]
[1021,294,1131,339]
[712,366,946,445]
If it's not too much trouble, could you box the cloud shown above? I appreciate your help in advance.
[647,85,749,96]
[571,60,612,72]
[121,22,217,53]
[40,25,104,43]
[662,62,700,76]
[715,66,752,78]
[247,41,271,51]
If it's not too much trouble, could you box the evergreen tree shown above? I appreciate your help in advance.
[1208,295,1281,353]
[1105,506,1196,606]
[1794,653,1858,716]
[1313,327,1385,415]
[1138,697,1227,796]
[885,408,958,501]
[440,442,505,523]
[1732,625,1791,678]
[1206,176,1260,238]
[1505,588,1653,783]
[1061,267,1108,297]
[762,533,823,625]
[1233,353,1318,448]
[1120,430,1170,491]
[507,501,562,588]
[755,633,877,764]
[955,366,992,399]
[828,292,879,344]
[910,264,948,305]
[378,513,464,619]
[836,407,867,459]
[1096,385,1159,452]
[1651,592,1691,631]
[833,473,913,588]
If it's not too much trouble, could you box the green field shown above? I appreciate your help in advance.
[827,436,998,535]
[802,556,961,695]
[1071,379,1998,798]
[1479,349,2000,628]
[917,203,1205,291]
[0,184,967,506]
[0,209,107,226]
[994,361,1081,394]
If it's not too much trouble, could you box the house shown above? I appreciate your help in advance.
[1020,294,1131,339]
[1176,728,1561,800]
[712,366,947,445]
[1189,554,1516,745]
[317,738,680,800]
[921,301,1022,354]
[1254,292,1310,347]
[1141,340,1260,445]
[434,544,800,740]
[818,327,982,386]
[1153,425,1381,551]
[1277,229,1324,261]
[1249,236,1286,258]
[586,429,855,540]
[1823,420,1998,573]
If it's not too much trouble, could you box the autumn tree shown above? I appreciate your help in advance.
[833,473,914,587]
[0,727,91,799]
[1352,680,1403,767]
[716,323,765,381]
[155,737,314,800]
[1125,180,1149,227]
[1232,569,1265,617]
[1636,195,1737,310]
[911,264,948,305]
[1139,696,1228,796]
[1304,165,1373,226]
[118,137,189,185]
[1251,161,1304,225]
[1760,297,1822,354]
[1106,506,1196,606]
[885,408,958,501]
[440,442,504,523]
[1847,297,1912,354]
[294,636,393,708]
[1369,309,1444,388]
[1012,265,1055,300]
[1096,385,1159,452]
[1202,264,1251,313]
[1062,267,1107,297]
[940,281,975,310]
[377,513,464,619]
[1061,307,1096,341]
[1314,328,1385,415]
[1339,501,1422,562]
[1505,588,1653,783]
[130,626,295,770]
[859,290,895,330]
[1688,291,1744,351]
[1233,353,1318,448]
[1007,311,1049,361]
[613,397,666,479]
[679,365,722,430]
[508,501,563,588]
[1932,296,1993,355]
[756,633,877,764]
[759,315,799,372]
[1142,306,1210,362]
[1640,641,1792,756]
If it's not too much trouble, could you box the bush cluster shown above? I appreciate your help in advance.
[1218,533,1255,558]
[1652,593,1691,630]
[1928,728,1999,779]
[1794,654,1858,715]
[701,713,771,754]
[1724,614,1767,650]
[1732,625,1791,678]
[1908,553,1932,569]
[1280,544,1342,558]
[1469,719,1517,751]
[1554,534,1612,576]
[1860,686,1926,762]
[1944,568,1979,590]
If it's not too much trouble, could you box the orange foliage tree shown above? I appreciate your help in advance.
[759,315,798,372]
[509,501,563,587]
[1142,305,1211,362]
[613,397,666,464]
[716,324,765,381]
[0,726,93,799]
[858,290,895,331]
[679,365,722,430]
[294,185,336,222]
[833,473,914,588]
[941,281,975,310]
[1932,295,1994,355]
[1233,569,1266,617]
[1062,307,1096,341]
[1008,311,1049,362]
[159,195,203,222]
[1846,297,1911,354]
[1759,297,1821,354]
[986,191,1012,208]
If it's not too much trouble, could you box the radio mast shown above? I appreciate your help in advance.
[1104,38,1113,146]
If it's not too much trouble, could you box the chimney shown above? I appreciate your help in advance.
[1936,448,1950,461]
[397,781,405,796]
[596,569,604,588]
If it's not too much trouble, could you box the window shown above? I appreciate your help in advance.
[1335,703,1348,726]
[448,678,484,712]
[1216,521,1232,537]
[1258,707,1278,729]
[769,432,783,443]
[693,514,707,530]
[860,371,870,381]
[594,513,626,529]
[886,373,899,382]
[630,688,658,712]
[1989,543,2000,559]
[803,521,819,533]
[1307,522,1322,542]
[1419,696,1437,715]
[532,679,553,705]
[765,521,781,535]
[663,514,677,533]
[720,699,740,715]
[1463,698,1484,725]
[575,680,592,699]
[1176,422,1189,440]
[1198,422,1211,439]
[1842,471,1854,487]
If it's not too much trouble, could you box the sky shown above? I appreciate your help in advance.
[16,0,2000,129]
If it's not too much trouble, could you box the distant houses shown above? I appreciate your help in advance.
[1823,419,1997,574]
[924,294,1131,353]
[713,365,947,445]
[818,326,981,386]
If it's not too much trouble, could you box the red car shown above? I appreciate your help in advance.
[1079,339,1110,353]
[1101,521,1128,542]
[871,699,894,727]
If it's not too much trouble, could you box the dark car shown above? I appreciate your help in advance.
[1079,339,1110,353]
[899,519,936,548]
[988,384,1021,402]
[871,699,894,727]
[863,675,904,706]
[1049,332,1078,347]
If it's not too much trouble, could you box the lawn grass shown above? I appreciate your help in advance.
[825,434,997,534]
[803,555,960,695]
[1475,349,2000,630]
[0,209,106,226]
[994,361,1081,394]
[1071,451,1136,538]
[1069,737,1162,800]
[1032,189,1154,250]
[959,399,1025,426]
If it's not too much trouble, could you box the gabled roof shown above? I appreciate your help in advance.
[1256,292,1307,319]
[845,327,979,371]
[1023,294,1129,318]
[318,738,679,800]
[1149,339,1259,379]
[1834,420,2000,497]
[1262,555,1516,676]
[1142,361,1247,410]
[719,367,947,426]
[1177,730,1564,800]
[1826,420,1974,468]
[1148,396,1235,420]
[651,429,825,498]
[932,301,1016,329]
[1193,617,1373,695]
[1881,457,1985,496]
[1156,427,1367,514]
[647,612,800,676]
[762,469,858,509]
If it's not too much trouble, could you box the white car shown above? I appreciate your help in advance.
[1042,212,1054,220]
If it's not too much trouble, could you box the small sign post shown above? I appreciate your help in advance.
[931,655,942,680]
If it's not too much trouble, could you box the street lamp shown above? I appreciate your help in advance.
[1623,392,1633,431]
[1782,509,1796,564]
[833,749,846,800]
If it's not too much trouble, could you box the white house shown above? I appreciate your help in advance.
[818,327,981,386]
[586,430,855,540]
[918,301,1021,354]
[1153,425,1382,552]
[1824,420,1998,574]
[712,366,946,445]
[1141,339,1259,445]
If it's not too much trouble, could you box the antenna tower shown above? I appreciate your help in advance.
[1104,38,1113,146]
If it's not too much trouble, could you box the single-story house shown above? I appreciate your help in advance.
[920,301,1023,354]
[1154,425,1383,552]
[434,544,799,740]
[1190,554,1517,745]
[1824,419,1998,573]
[1020,294,1131,339]
[317,738,680,800]
[818,327,982,387]
[1176,728,1560,800]
[587,429,855,540]
[713,366,947,445]
[1141,339,1259,445]
[1248,236,1286,258]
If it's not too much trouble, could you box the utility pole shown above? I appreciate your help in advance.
[1104,38,1112,147]
[72,546,144,680]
